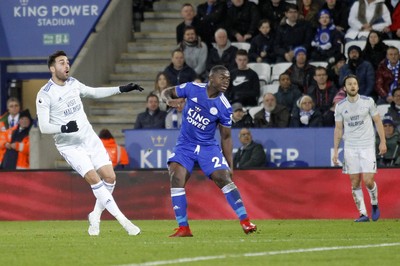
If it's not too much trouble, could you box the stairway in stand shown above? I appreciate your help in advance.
[85,0,203,144]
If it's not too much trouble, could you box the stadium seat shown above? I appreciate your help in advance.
[309,61,328,68]
[280,160,309,168]
[261,83,279,95]
[266,161,278,167]
[247,62,271,85]
[231,42,251,52]
[271,62,291,83]
[248,105,263,118]
[383,40,400,51]
[377,104,390,119]
[344,40,366,57]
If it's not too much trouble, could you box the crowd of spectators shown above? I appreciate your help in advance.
[133,0,400,166]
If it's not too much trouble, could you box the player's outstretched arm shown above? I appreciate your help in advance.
[119,83,144,93]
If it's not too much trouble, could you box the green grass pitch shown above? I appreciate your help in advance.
[1,219,400,266]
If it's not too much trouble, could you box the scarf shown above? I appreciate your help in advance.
[315,24,336,44]
[387,60,400,96]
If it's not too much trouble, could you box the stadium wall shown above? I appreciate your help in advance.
[1,169,399,221]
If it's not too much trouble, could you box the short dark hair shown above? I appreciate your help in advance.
[147,93,159,102]
[258,19,271,28]
[47,50,67,69]
[209,65,228,76]
[236,49,248,57]
[343,74,358,85]
[99,129,114,139]
[286,3,298,12]
[314,66,327,74]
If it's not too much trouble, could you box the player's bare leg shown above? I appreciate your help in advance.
[85,167,140,236]
[212,170,257,234]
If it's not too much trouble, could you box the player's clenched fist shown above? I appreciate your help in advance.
[119,83,144,93]
[61,120,79,133]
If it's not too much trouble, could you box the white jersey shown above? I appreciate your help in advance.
[334,95,378,149]
[36,77,120,149]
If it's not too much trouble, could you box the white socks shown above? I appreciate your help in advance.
[91,181,126,223]
[367,182,378,205]
[352,187,367,216]
[92,181,115,216]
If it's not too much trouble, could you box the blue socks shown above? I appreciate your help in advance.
[171,188,188,226]
[222,182,248,220]
[171,182,248,226]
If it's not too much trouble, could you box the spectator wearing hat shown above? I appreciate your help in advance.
[327,53,346,89]
[376,115,400,166]
[289,95,323,127]
[98,129,129,169]
[345,0,391,42]
[0,109,32,169]
[225,49,260,107]
[285,46,316,93]
[274,72,302,113]
[233,128,266,168]
[321,0,350,34]
[231,102,254,128]
[253,93,290,128]
[339,45,375,97]
[309,9,343,63]
[274,3,314,63]
[375,46,400,104]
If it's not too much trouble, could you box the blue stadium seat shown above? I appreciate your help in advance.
[280,160,309,168]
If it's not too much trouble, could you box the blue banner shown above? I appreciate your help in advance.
[123,128,345,168]
[0,0,109,59]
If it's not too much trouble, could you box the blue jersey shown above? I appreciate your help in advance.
[175,82,232,146]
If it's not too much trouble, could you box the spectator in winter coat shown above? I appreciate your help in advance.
[233,128,266,168]
[164,49,197,86]
[206,28,238,73]
[254,93,290,127]
[375,46,400,104]
[290,95,323,127]
[274,3,314,62]
[307,66,338,114]
[134,94,167,129]
[248,19,276,64]
[224,0,260,42]
[274,72,302,113]
[339,45,375,97]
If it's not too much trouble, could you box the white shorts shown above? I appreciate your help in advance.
[59,133,111,177]
[343,147,377,174]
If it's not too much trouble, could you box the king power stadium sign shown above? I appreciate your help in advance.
[0,0,110,59]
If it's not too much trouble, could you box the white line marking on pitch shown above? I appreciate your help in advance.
[117,242,400,266]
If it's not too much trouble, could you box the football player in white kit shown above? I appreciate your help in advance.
[36,51,144,235]
[332,74,387,222]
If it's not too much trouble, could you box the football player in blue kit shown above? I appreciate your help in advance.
[161,65,257,237]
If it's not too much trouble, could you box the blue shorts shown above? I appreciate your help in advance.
[167,143,230,177]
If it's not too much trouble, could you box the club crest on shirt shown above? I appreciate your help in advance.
[210,107,218,115]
